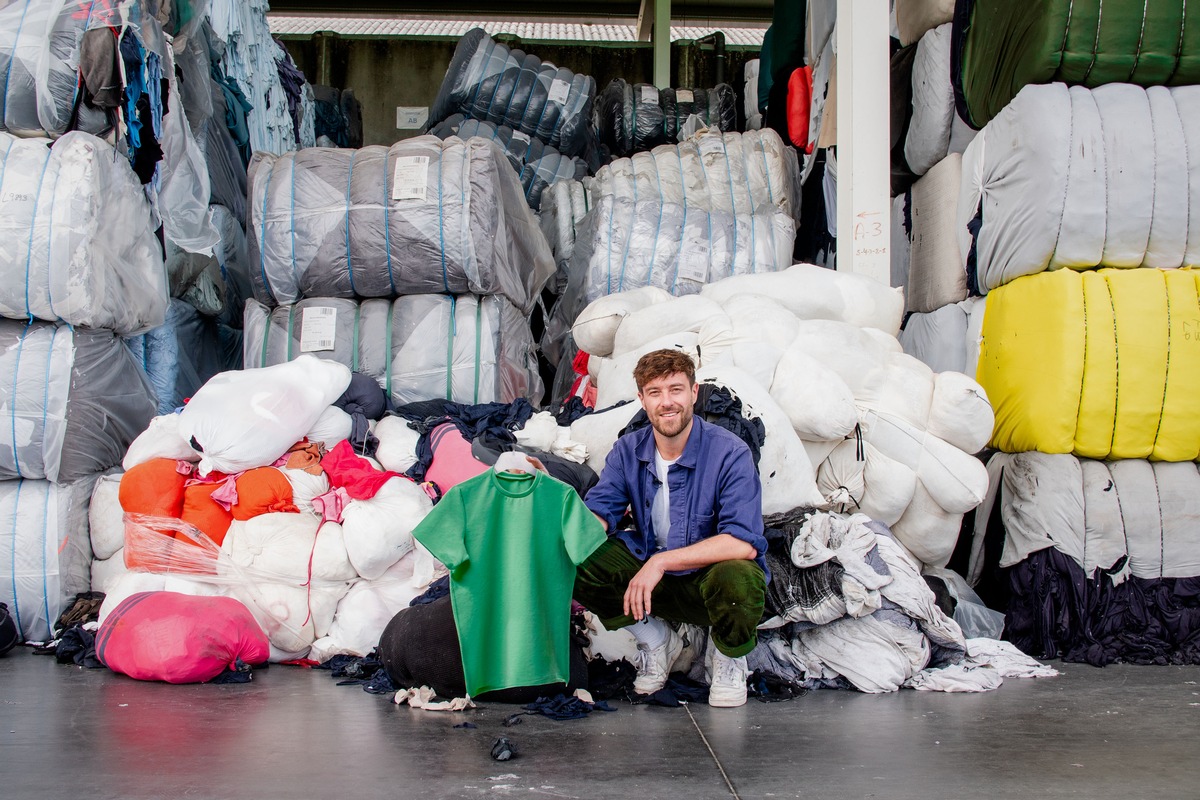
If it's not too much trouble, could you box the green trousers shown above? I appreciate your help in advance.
[574,539,767,658]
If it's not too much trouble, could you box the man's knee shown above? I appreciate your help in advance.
[701,559,766,607]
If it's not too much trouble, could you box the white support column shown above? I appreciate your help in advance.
[835,0,891,285]
[654,0,672,88]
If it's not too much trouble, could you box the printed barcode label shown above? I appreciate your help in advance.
[676,89,695,104]
[511,130,531,146]
[548,78,571,106]
[392,155,430,201]
[300,307,338,352]
[677,240,709,284]
[640,86,659,105]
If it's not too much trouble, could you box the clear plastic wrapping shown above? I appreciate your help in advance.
[596,79,738,157]
[247,135,554,314]
[538,179,592,294]
[0,131,168,333]
[0,319,157,483]
[428,114,588,210]
[243,294,542,406]
[429,27,598,163]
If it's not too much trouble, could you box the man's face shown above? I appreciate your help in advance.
[638,372,698,439]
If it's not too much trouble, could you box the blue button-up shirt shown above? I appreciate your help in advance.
[583,417,769,581]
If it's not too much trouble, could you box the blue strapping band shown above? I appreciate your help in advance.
[23,145,53,321]
[382,152,395,295]
[344,150,357,295]
[257,165,277,303]
[9,323,29,478]
[439,147,448,292]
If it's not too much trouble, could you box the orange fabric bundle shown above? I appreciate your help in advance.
[119,458,188,518]
[231,467,299,520]
[180,482,234,546]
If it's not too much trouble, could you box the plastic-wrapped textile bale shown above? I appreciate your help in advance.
[977,268,1200,461]
[970,452,1200,587]
[0,131,168,334]
[0,0,109,137]
[0,319,157,482]
[125,299,244,415]
[538,179,591,294]
[243,295,542,406]
[427,114,588,210]
[960,84,1200,293]
[591,128,801,222]
[904,25,976,176]
[898,297,985,376]
[743,60,763,131]
[429,27,597,164]
[951,0,1200,130]
[247,135,554,314]
[595,79,738,157]
[894,0,955,47]
[905,153,968,313]
[0,475,97,643]
[565,195,796,308]
[210,203,253,327]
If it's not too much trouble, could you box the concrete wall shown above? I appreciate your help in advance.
[281,34,758,146]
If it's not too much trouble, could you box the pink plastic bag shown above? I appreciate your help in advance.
[96,592,270,683]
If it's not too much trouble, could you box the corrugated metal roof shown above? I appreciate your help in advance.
[267,15,767,46]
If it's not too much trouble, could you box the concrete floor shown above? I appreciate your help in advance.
[1,653,1198,800]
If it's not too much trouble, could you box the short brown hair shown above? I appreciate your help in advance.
[633,349,696,391]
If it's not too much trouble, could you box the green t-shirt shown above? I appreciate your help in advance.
[412,470,606,697]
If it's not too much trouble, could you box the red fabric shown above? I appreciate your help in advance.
[787,66,814,153]
[119,459,188,517]
[96,592,269,683]
[320,439,403,500]
[180,482,234,546]
[231,467,299,520]
[424,422,488,495]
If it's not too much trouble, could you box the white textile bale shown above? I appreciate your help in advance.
[788,319,895,398]
[572,286,672,356]
[90,550,130,595]
[898,302,969,375]
[889,481,964,568]
[222,513,358,584]
[96,572,222,626]
[279,467,330,517]
[769,348,858,441]
[374,416,421,473]
[997,452,1087,570]
[925,371,994,455]
[179,355,352,476]
[231,581,344,657]
[706,341,784,392]
[569,402,643,475]
[340,478,432,580]
[88,474,124,562]
[697,365,824,514]
[905,152,968,313]
[700,264,905,337]
[514,411,560,451]
[860,411,988,515]
[305,406,353,449]
[721,293,801,350]
[611,295,728,357]
[802,439,840,472]
[122,413,198,470]
[857,355,937,433]
[816,440,917,527]
[309,552,432,663]
[1080,460,1131,581]
[595,332,700,408]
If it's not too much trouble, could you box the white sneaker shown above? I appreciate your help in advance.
[705,642,748,708]
[632,630,684,695]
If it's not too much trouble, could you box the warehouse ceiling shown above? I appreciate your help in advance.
[266,0,774,23]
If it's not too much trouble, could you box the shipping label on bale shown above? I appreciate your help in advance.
[676,89,695,104]
[301,307,338,352]
[641,86,660,105]
[396,107,429,129]
[677,239,710,284]
[548,79,571,106]
[392,156,430,202]
[698,136,725,157]
[511,130,531,147]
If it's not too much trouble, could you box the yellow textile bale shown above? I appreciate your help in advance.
[978,268,1200,461]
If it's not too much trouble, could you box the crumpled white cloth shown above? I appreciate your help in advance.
[550,430,589,464]
[392,686,477,711]
[965,637,1059,678]
[905,637,1058,692]
[790,513,892,617]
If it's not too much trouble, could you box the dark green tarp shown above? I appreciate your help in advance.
[953,0,1200,128]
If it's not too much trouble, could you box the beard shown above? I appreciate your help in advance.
[649,402,693,438]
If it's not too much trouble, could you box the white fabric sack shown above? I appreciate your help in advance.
[856,356,937,434]
[816,440,918,527]
[890,480,965,568]
[787,318,901,399]
[595,332,700,408]
[611,295,728,357]
[305,406,353,450]
[340,477,432,580]
[374,416,421,473]
[925,371,993,454]
[514,412,561,452]
[222,514,357,585]
[569,401,643,476]
[279,467,330,517]
[899,302,969,375]
[697,365,824,514]
[722,293,802,350]
[178,355,351,476]
[905,153,968,313]
[904,27,975,176]
[90,550,130,595]
[571,285,671,357]
[123,413,199,470]
[769,348,859,441]
[700,264,905,337]
[88,474,125,562]
[96,572,222,626]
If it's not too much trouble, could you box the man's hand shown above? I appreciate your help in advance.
[623,554,666,621]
